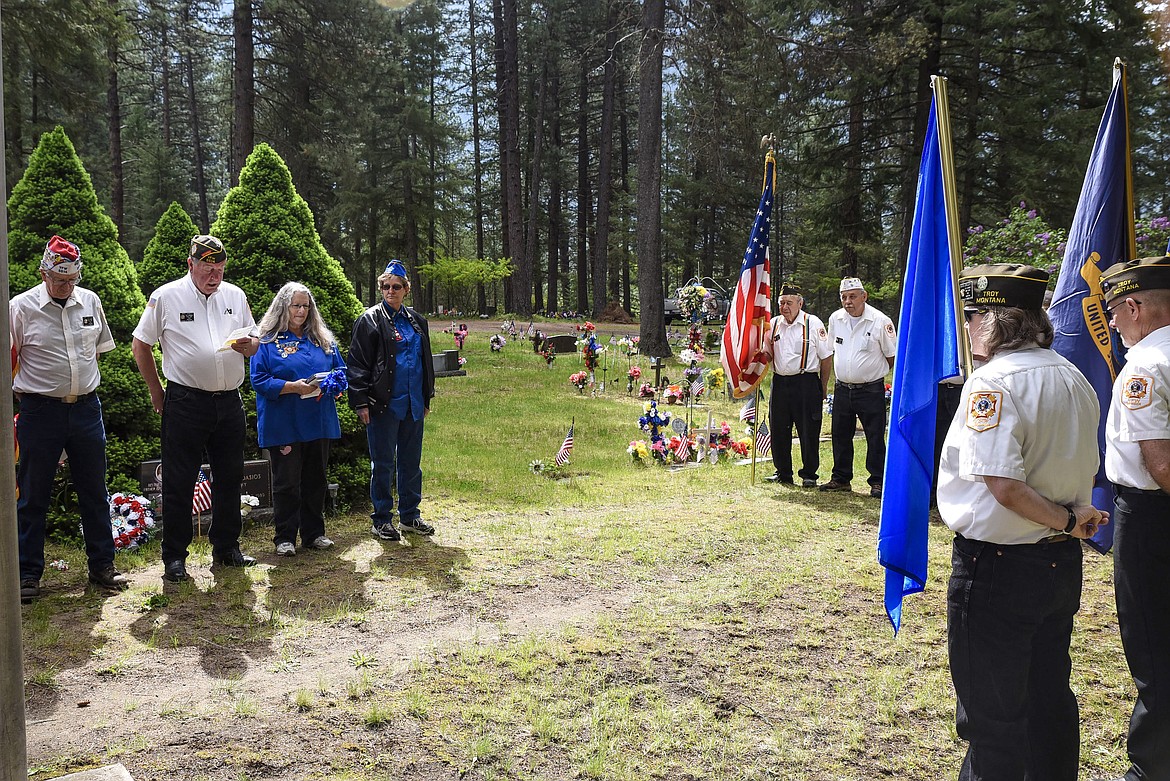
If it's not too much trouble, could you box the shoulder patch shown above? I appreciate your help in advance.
[147,297,157,308]
[885,323,895,337]
[966,391,1002,432]
[817,327,827,339]
[1122,374,1154,410]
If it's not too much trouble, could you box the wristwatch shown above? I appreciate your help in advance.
[1063,506,1077,534]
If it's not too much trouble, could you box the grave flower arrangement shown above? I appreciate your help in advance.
[677,285,708,323]
[540,345,556,366]
[705,366,725,391]
[626,365,642,393]
[687,324,704,355]
[637,400,671,448]
[627,439,650,464]
[664,384,684,404]
[569,370,590,392]
[490,334,505,352]
[639,382,656,398]
[107,492,156,550]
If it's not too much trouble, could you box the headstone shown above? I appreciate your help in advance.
[138,458,272,519]
[544,334,578,354]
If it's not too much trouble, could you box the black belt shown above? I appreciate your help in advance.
[776,371,818,378]
[835,379,882,390]
[21,391,97,404]
[957,532,1076,546]
[167,382,240,398]
[1114,484,1170,499]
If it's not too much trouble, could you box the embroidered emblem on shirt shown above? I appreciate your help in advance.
[224,308,233,315]
[82,316,94,326]
[1122,374,1153,410]
[394,327,404,342]
[180,312,194,322]
[835,336,843,345]
[818,327,827,339]
[966,391,1002,432]
[147,297,157,308]
[885,323,895,337]
[277,337,300,358]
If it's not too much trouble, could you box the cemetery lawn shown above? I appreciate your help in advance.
[23,324,1133,780]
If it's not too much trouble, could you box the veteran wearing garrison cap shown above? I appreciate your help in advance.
[132,234,259,582]
[937,263,1106,780]
[821,277,896,497]
[11,236,129,601]
[348,260,436,542]
[760,281,832,486]
[1101,254,1170,781]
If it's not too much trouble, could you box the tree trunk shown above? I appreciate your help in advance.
[576,55,590,315]
[592,3,618,318]
[232,0,255,186]
[547,58,562,313]
[470,0,487,313]
[636,0,668,356]
[498,0,526,316]
[183,2,209,230]
[524,60,548,315]
[106,0,124,240]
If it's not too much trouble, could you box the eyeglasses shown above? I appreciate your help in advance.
[1107,298,1140,318]
[45,272,81,286]
[381,283,406,291]
[963,308,988,322]
[289,303,311,310]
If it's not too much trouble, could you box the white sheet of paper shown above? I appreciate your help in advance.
[217,326,257,352]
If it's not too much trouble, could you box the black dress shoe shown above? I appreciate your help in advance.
[212,547,257,567]
[163,559,191,582]
[764,473,794,484]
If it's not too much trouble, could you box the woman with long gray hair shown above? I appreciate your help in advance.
[250,282,347,556]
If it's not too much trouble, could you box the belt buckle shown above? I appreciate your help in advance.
[61,394,79,403]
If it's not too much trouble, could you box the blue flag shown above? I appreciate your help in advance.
[877,96,960,633]
[1049,63,1132,554]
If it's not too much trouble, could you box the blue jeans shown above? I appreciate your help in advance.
[365,410,424,526]
[16,394,116,581]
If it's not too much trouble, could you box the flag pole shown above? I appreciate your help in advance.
[1117,58,1137,262]
[930,75,970,377]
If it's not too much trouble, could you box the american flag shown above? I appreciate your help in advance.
[754,420,772,457]
[720,150,774,399]
[739,396,756,423]
[192,468,212,515]
[555,422,574,466]
[691,376,705,398]
[674,435,691,462]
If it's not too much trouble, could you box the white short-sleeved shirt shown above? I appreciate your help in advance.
[11,283,115,397]
[1106,324,1170,490]
[764,311,832,376]
[827,303,897,383]
[937,346,1100,544]
[133,275,256,392]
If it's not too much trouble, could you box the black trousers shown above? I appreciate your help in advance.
[830,380,887,486]
[947,534,1082,781]
[160,383,246,562]
[1114,489,1170,781]
[270,439,330,546]
[769,373,823,482]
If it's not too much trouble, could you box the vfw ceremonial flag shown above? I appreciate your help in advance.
[721,151,774,399]
[1049,60,1132,554]
[555,422,575,466]
[192,469,212,515]
[877,83,962,633]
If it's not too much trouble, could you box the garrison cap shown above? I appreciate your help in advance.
[41,235,82,275]
[778,280,803,297]
[189,234,226,264]
[959,263,1049,310]
[384,259,408,279]
[839,277,864,293]
[1099,256,1170,306]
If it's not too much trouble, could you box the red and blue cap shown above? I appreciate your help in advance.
[41,235,82,276]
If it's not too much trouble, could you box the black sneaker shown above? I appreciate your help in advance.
[819,480,852,492]
[399,517,435,536]
[211,547,257,567]
[20,580,40,603]
[371,523,401,541]
[764,473,794,485]
[89,566,130,590]
[802,479,818,488]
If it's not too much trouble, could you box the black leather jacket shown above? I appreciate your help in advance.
[347,302,434,414]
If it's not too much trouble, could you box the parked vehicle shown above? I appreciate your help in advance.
[664,277,730,325]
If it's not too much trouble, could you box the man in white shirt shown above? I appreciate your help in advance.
[11,236,129,601]
[760,281,832,486]
[1101,255,1170,781]
[821,277,896,497]
[132,235,259,582]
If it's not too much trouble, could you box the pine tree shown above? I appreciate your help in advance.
[7,126,159,494]
[212,143,368,506]
[138,201,197,298]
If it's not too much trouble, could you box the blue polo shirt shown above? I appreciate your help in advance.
[386,303,425,421]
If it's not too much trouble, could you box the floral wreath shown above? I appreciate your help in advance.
[106,492,157,550]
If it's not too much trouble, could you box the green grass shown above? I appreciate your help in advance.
[23,328,1135,780]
